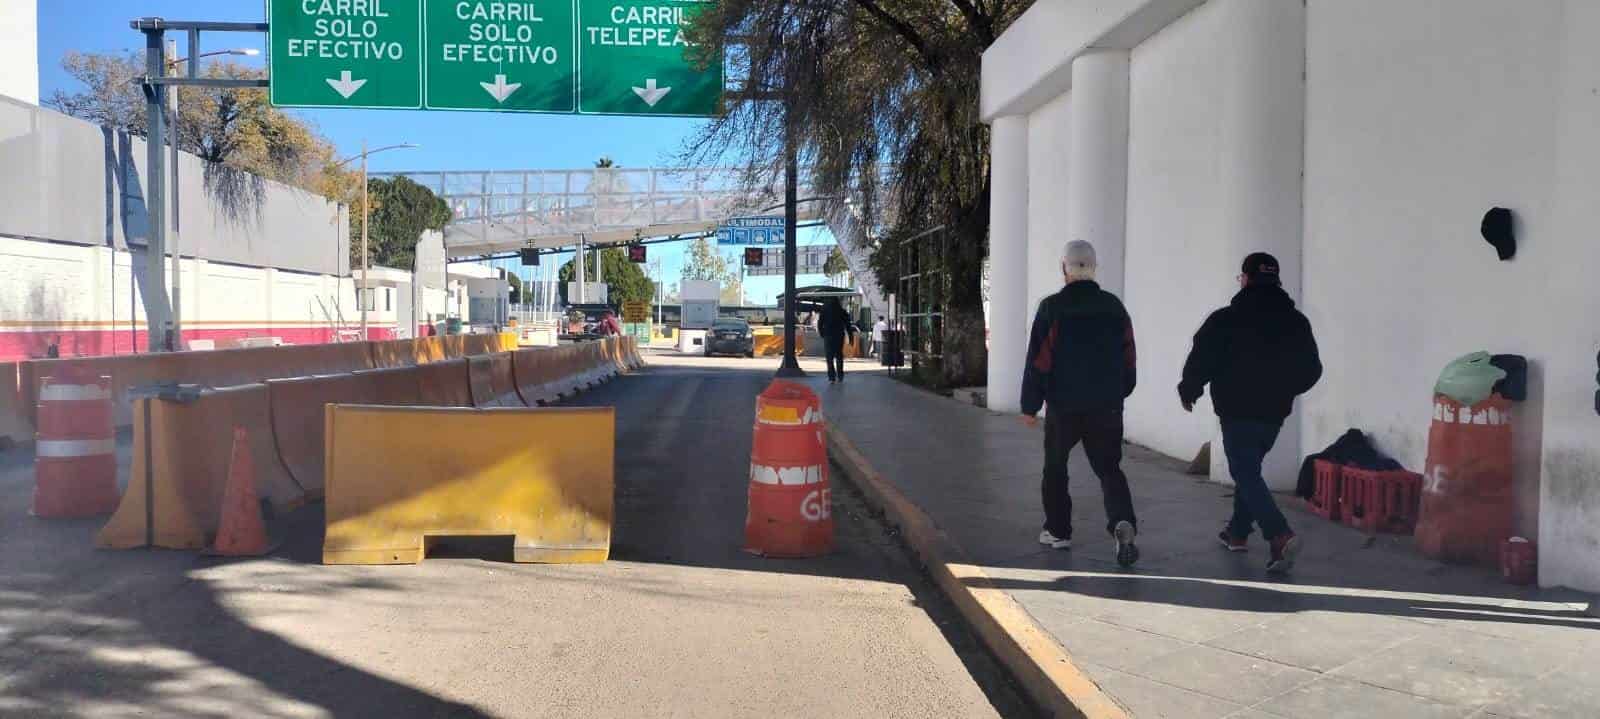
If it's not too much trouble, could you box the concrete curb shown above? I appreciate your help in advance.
[826,422,1130,719]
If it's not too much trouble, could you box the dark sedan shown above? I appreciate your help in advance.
[705,318,755,358]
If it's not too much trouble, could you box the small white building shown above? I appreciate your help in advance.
[983,0,1600,593]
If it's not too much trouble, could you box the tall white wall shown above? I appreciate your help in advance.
[1026,92,1072,313]
[1302,0,1600,591]
[1064,51,1130,297]
[987,116,1030,413]
[0,0,38,105]
[1121,1,1232,464]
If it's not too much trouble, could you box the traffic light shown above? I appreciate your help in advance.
[519,248,540,266]
[744,247,764,267]
[628,244,647,263]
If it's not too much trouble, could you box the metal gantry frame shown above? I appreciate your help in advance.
[130,18,269,352]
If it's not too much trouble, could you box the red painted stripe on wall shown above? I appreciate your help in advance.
[0,327,398,362]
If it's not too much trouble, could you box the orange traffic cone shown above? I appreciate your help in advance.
[206,427,269,557]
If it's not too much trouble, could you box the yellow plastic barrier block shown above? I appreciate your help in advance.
[322,404,614,565]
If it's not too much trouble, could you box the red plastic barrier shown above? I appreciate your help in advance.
[33,370,120,517]
[744,381,832,557]
[1417,394,1514,566]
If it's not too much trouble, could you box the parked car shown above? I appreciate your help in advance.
[705,317,755,358]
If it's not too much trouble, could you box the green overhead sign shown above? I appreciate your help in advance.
[267,0,720,116]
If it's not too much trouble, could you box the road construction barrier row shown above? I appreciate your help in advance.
[4,333,518,440]
[322,404,614,565]
[92,336,639,551]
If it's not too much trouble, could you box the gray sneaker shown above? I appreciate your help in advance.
[1113,521,1139,568]
[1038,529,1071,550]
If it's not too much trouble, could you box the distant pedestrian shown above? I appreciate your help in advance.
[818,297,855,383]
[1179,252,1322,574]
[46,335,61,359]
[871,316,888,357]
[1020,240,1140,567]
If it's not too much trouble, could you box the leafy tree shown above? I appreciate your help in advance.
[46,51,355,202]
[684,0,1027,384]
[355,177,452,270]
[680,236,744,305]
[506,273,524,304]
[557,248,654,306]
[823,246,850,280]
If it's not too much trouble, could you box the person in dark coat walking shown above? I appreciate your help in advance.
[817,297,855,382]
[1179,252,1322,574]
[1020,240,1141,567]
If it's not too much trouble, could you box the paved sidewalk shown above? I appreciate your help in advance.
[818,372,1599,719]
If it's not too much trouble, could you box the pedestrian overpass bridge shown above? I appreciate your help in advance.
[375,166,887,314]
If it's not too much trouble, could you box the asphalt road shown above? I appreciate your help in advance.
[0,350,1028,718]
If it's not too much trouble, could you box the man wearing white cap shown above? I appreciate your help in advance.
[1020,240,1141,567]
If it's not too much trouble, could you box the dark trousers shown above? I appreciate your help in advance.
[823,335,846,379]
[1041,410,1137,539]
[1221,418,1291,541]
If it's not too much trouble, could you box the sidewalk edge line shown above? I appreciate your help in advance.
[826,421,1130,719]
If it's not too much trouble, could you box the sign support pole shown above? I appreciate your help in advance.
[140,25,173,352]
[776,103,805,378]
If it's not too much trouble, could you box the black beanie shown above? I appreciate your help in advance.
[1241,252,1282,285]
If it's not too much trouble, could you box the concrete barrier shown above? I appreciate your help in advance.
[19,342,375,429]
[469,353,523,408]
[511,348,560,406]
[322,404,614,564]
[268,372,381,496]
[415,358,473,407]
[97,385,306,550]
[0,363,29,447]
[356,366,423,406]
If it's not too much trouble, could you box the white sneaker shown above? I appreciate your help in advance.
[1038,530,1071,550]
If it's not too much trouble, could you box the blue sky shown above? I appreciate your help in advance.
[35,0,835,305]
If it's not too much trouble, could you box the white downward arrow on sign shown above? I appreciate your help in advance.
[479,74,522,103]
[632,79,672,107]
[326,70,368,99]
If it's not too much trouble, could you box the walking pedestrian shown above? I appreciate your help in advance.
[818,297,855,382]
[1179,252,1322,574]
[871,316,888,357]
[1020,240,1140,567]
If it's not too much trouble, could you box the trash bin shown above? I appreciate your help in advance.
[880,330,905,368]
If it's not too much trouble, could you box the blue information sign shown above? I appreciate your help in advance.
[717,216,787,245]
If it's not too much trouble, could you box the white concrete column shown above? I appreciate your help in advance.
[1065,50,1130,296]
[987,115,1030,414]
[1210,0,1308,490]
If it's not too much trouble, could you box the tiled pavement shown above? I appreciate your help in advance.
[818,372,1600,719]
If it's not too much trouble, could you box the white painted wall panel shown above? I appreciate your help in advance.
[1026,91,1072,314]
[1121,1,1232,464]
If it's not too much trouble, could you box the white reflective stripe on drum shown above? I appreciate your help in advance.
[36,438,116,458]
[39,384,111,402]
[750,463,824,486]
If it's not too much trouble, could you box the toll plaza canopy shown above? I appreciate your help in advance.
[777,286,862,315]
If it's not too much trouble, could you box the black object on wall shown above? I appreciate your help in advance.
[1481,207,1517,261]
[1491,354,1528,401]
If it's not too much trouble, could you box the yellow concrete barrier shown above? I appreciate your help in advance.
[322,404,614,565]
[97,385,307,550]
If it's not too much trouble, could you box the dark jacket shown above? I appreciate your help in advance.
[818,303,854,341]
[1021,280,1137,415]
[1179,283,1322,423]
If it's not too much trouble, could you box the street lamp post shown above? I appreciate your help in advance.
[163,40,259,349]
[333,143,419,339]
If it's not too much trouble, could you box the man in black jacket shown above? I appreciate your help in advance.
[1179,252,1322,574]
[1021,240,1140,567]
